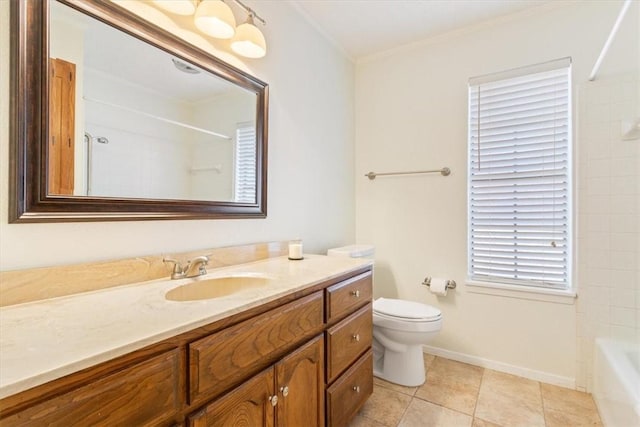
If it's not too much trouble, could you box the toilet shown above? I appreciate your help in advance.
[327,245,442,387]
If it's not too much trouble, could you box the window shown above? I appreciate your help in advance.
[234,123,257,204]
[468,58,572,291]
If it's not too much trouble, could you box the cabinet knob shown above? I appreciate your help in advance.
[350,290,360,297]
[280,386,289,397]
[269,395,278,406]
[352,386,360,393]
[352,334,360,342]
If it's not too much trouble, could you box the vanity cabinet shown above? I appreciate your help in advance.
[0,266,372,427]
[189,335,325,427]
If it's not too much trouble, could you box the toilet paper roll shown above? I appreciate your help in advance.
[429,277,448,296]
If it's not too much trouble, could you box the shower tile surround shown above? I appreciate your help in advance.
[576,72,640,392]
[350,354,602,427]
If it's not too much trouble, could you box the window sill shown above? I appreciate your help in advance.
[466,280,576,305]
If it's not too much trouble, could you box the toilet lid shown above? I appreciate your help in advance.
[373,298,441,321]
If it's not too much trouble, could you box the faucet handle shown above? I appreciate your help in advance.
[163,258,185,279]
[163,257,180,268]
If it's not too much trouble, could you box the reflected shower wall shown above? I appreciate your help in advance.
[575,72,639,392]
[83,67,238,202]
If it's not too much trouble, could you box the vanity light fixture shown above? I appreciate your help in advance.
[152,0,197,16]
[152,0,267,58]
[231,12,266,58]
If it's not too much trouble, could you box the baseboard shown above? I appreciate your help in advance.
[422,345,576,389]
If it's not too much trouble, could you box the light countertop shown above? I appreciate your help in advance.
[0,255,372,400]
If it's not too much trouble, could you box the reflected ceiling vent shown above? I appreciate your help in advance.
[172,58,200,74]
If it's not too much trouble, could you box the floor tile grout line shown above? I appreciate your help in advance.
[472,365,486,420]
[538,381,548,427]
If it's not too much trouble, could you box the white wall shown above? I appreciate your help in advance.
[355,0,638,386]
[0,0,355,269]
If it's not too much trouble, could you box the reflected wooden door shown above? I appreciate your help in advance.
[49,58,75,195]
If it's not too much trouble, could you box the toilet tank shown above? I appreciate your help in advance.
[327,244,375,259]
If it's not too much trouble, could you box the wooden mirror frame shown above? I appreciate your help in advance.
[9,0,268,222]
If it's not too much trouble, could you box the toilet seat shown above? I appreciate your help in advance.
[373,298,442,333]
[373,298,441,322]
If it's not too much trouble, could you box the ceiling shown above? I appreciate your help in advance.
[289,0,556,60]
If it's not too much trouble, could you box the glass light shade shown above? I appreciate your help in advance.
[152,0,197,15]
[194,0,236,39]
[231,21,267,58]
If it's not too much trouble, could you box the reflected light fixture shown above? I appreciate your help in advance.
[231,13,266,59]
[194,0,236,39]
[152,0,197,16]
[152,0,268,59]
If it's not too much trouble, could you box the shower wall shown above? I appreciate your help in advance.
[576,72,639,392]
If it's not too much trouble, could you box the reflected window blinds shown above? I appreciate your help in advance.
[234,123,257,204]
[468,58,572,289]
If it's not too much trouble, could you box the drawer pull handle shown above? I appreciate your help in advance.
[352,334,360,342]
[269,395,278,406]
[353,386,360,393]
[280,386,289,397]
[350,290,360,297]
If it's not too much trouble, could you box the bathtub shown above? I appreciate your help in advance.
[594,338,640,427]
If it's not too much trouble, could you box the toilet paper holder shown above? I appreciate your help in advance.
[421,277,457,290]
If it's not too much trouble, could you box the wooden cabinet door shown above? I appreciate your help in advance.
[49,57,75,195]
[275,335,324,427]
[188,367,275,427]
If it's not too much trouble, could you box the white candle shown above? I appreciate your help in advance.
[289,240,303,260]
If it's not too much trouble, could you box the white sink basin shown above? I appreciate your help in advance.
[165,274,274,301]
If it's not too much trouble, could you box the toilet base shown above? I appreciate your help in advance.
[372,339,426,387]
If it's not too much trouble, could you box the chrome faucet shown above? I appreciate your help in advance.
[163,255,209,279]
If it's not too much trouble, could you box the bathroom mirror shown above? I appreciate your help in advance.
[9,0,268,222]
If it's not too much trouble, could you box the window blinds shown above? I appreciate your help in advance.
[468,59,571,289]
[234,124,257,204]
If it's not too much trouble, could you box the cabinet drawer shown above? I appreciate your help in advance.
[326,350,373,427]
[325,272,372,323]
[189,291,324,403]
[1,349,180,427]
[326,304,372,383]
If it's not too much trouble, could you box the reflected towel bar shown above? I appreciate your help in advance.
[365,167,451,180]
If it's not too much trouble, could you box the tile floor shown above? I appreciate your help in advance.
[350,354,602,427]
